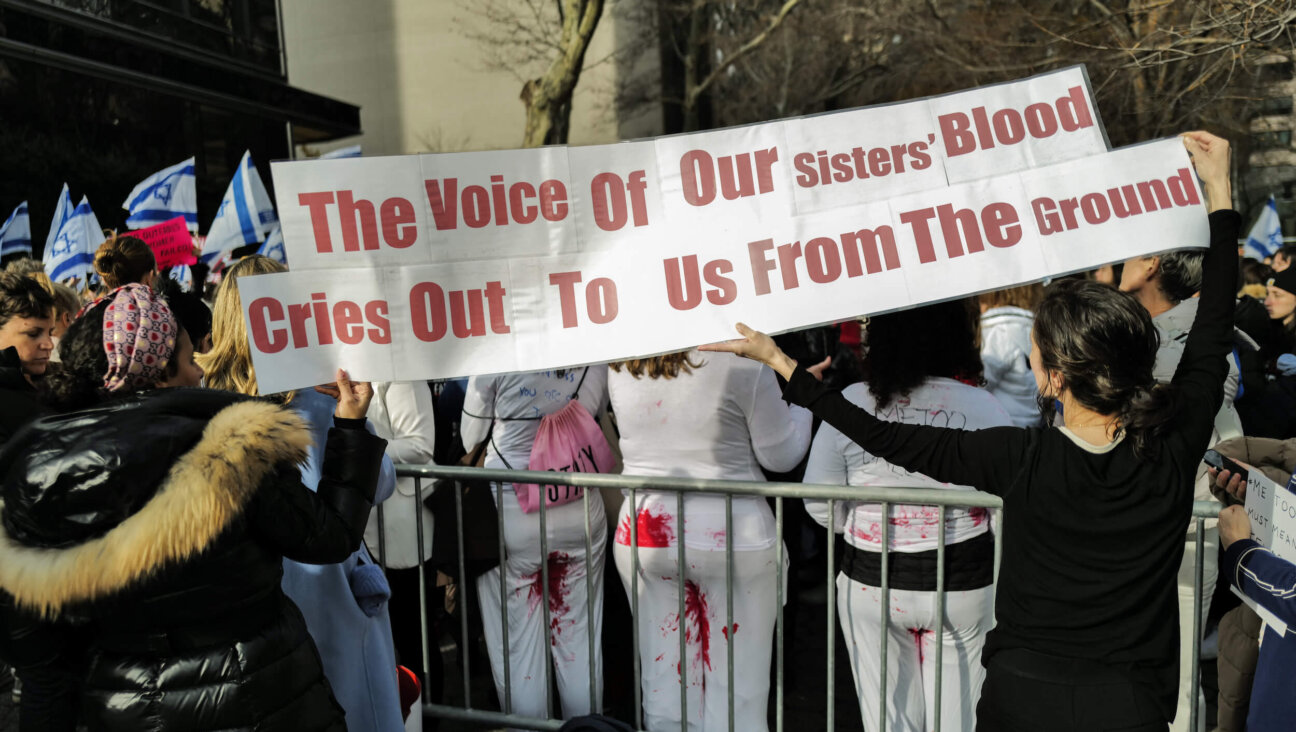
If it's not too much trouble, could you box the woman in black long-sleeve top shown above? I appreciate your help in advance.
[704,131,1238,732]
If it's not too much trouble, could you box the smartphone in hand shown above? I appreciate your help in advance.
[1204,449,1249,483]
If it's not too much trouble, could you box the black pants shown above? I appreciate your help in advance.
[976,649,1167,732]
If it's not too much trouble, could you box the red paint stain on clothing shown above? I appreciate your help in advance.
[721,623,740,640]
[970,507,988,527]
[522,552,573,647]
[684,581,712,672]
[908,628,932,665]
[851,522,881,543]
[614,507,677,547]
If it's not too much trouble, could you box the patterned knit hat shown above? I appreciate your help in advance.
[102,283,177,392]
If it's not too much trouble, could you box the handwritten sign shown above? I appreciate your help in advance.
[1240,471,1296,635]
[125,216,196,268]
[244,66,1211,394]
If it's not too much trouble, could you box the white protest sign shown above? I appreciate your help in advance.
[246,66,1211,394]
[1238,471,1296,635]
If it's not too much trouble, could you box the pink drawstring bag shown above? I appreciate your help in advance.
[513,370,614,513]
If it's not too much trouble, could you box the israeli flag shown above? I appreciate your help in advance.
[43,183,73,256]
[257,224,287,265]
[320,144,362,159]
[169,263,194,292]
[1245,195,1284,261]
[45,196,104,284]
[0,202,32,258]
[123,157,198,232]
[201,151,279,264]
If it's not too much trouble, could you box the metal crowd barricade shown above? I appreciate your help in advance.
[381,464,1222,732]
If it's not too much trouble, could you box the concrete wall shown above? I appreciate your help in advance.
[281,0,659,156]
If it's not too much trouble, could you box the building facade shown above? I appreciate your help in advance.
[0,0,359,258]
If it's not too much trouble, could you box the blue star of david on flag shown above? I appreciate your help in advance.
[124,158,198,232]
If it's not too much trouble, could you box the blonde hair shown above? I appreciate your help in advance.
[979,283,1044,312]
[94,234,156,290]
[28,273,82,321]
[610,351,702,380]
[196,255,288,396]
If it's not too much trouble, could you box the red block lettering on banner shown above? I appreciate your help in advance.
[679,147,780,206]
[747,224,900,295]
[938,86,1093,157]
[549,271,620,327]
[663,256,737,311]
[425,177,569,230]
[247,294,391,353]
[409,280,511,342]
[899,202,1022,264]
[590,171,650,232]
[299,191,418,253]
[1032,167,1200,235]
[792,140,934,188]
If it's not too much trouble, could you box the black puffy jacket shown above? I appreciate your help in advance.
[0,387,386,731]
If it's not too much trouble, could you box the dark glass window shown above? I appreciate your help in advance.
[1254,129,1293,150]
[34,0,282,74]
[1258,96,1295,115]
[0,54,287,260]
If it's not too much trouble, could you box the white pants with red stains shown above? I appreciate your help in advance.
[613,538,782,732]
[475,486,607,723]
[837,574,994,732]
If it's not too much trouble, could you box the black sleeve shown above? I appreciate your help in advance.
[1170,210,1241,451]
[782,368,1031,495]
[248,426,386,564]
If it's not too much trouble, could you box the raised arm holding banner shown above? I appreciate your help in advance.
[244,66,1211,394]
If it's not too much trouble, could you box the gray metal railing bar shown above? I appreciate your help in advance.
[453,482,471,708]
[499,482,512,714]
[775,496,785,732]
[396,465,1005,507]
[630,488,643,729]
[1190,516,1205,732]
[677,491,687,732]
[414,477,431,702]
[934,505,947,732]
[725,494,735,732]
[879,502,890,732]
[826,497,836,732]
[539,495,554,719]
[584,488,597,712]
[422,702,564,730]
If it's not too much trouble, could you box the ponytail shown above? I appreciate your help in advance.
[1116,382,1181,458]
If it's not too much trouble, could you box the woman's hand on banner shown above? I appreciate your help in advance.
[315,368,375,420]
[1181,131,1231,213]
[806,356,832,382]
[700,323,799,380]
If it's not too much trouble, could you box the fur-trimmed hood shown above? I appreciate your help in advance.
[0,388,310,617]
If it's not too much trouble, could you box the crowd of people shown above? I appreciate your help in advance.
[1,130,1295,732]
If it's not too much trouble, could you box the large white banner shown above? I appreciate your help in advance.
[246,66,1211,393]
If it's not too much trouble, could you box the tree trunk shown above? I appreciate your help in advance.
[521,0,605,147]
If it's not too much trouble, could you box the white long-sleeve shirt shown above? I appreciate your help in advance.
[608,351,811,551]
[803,378,1011,553]
[363,381,437,569]
[461,366,610,477]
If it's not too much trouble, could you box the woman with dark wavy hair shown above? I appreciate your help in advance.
[703,131,1237,732]
[803,299,1011,732]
